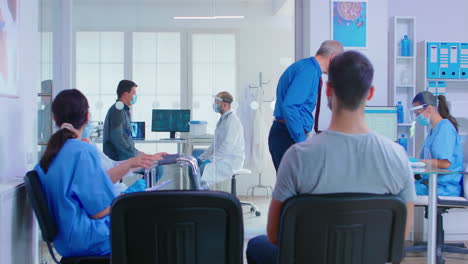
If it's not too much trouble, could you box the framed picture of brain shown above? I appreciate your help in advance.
[331,0,367,49]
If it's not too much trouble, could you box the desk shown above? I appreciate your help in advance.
[93,138,187,154]
[412,168,459,264]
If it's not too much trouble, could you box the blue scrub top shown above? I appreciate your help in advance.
[416,119,464,196]
[35,139,116,257]
[273,57,321,143]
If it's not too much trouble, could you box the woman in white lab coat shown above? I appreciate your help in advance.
[198,92,245,187]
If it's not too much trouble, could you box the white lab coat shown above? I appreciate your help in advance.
[199,110,245,186]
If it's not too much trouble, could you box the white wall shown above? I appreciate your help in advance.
[388,0,468,42]
[0,0,40,182]
[309,0,389,131]
[0,1,40,263]
[72,0,295,194]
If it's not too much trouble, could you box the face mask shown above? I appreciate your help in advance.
[82,122,95,139]
[212,102,220,113]
[416,113,430,126]
[130,94,138,105]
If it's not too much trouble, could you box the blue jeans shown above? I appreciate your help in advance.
[246,235,279,264]
[268,121,296,172]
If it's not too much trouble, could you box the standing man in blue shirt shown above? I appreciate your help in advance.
[268,40,343,171]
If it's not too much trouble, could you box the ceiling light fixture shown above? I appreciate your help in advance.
[173,15,244,20]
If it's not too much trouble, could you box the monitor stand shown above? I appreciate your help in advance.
[170,131,176,139]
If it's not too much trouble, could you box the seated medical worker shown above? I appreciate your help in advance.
[35,89,163,257]
[410,91,464,196]
[197,91,245,187]
[246,51,416,264]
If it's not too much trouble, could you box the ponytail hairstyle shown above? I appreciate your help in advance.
[437,94,459,132]
[412,91,459,132]
[40,89,89,172]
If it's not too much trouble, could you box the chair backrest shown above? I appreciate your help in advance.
[110,190,244,264]
[24,170,58,243]
[278,193,407,264]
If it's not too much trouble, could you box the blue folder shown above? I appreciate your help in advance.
[439,42,450,79]
[447,42,460,79]
[460,43,468,79]
[426,42,440,79]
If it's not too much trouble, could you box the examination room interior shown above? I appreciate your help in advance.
[2,0,468,263]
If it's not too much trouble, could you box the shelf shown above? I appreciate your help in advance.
[38,93,52,96]
[426,79,468,82]
[398,123,413,127]
[396,85,415,88]
[396,56,415,59]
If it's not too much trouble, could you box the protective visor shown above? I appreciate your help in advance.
[408,104,428,124]
[214,96,230,103]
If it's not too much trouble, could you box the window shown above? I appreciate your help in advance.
[132,32,181,140]
[191,33,237,133]
[76,31,125,122]
[40,32,53,81]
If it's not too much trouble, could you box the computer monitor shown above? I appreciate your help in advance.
[365,106,398,142]
[131,122,145,140]
[152,109,190,139]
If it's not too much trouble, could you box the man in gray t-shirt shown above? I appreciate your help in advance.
[246,51,416,264]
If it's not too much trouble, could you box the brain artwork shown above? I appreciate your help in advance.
[336,2,362,21]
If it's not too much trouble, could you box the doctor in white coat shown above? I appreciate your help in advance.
[198,92,245,187]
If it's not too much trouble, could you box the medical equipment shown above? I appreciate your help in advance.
[144,154,207,190]
[188,120,208,137]
[130,121,145,140]
[152,109,190,139]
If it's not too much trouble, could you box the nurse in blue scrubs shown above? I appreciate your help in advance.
[411,91,464,196]
[35,89,159,257]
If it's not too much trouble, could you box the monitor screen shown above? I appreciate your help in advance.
[365,106,398,142]
[152,109,190,135]
[131,122,145,140]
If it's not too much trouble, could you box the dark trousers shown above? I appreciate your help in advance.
[246,235,279,264]
[268,121,296,172]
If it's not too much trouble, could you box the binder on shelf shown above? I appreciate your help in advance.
[439,42,450,79]
[437,81,446,95]
[460,43,468,79]
[427,81,437,94]
[427,42,440,79]
[447,42,460,79]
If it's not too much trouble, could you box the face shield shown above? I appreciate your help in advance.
[408,104,428,122]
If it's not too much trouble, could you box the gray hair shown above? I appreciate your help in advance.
[316,40,344,57]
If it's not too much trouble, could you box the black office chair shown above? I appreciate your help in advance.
[277,193,407,264]
[24,170,110,264]
[110,190,244,264]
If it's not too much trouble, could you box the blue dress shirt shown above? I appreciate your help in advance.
[273,57,321,142]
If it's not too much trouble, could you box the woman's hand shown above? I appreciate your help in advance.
[151,152,169,161]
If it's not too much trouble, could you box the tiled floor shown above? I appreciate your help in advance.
[240,195,468,264]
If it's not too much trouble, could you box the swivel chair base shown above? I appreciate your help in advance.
[231,169,261,217]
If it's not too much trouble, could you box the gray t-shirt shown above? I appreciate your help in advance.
[273,130,416,203]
